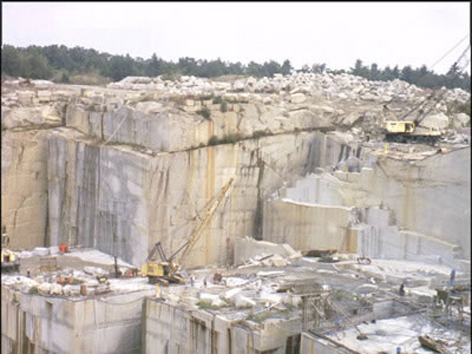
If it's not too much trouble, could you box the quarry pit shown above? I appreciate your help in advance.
[1,73,471,353]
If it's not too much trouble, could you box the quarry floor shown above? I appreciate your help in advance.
[3,247,470,349]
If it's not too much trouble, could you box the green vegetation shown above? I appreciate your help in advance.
[252,130,271,139]
[251,312,270,323]
[212,96,228,112]
[448,98,471,116]
[131,93,157,104]
[222,133,245,143]
[1,44,469,92]
[345,59,470,92]
[212,96,223,104]
[208,136,220,146]
[196,93,215,101]
[169,94,185,105]
[28,286,39,295]
[221,100,228,113]
[197,301,220,310]
[197,107,211,120]
[69,74,110,86]
[208,131,275,146]
[208,133,245,146]
[0,45,293,82]
[160,71,181,81]
[332,289,352,302]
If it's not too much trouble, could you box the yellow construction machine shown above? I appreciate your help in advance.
[141,242,183,285]
[383,104,442,145]
[142,178,234,285]
[1,227,20,273]
[382,42,471,145]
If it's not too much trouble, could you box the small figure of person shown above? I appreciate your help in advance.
[399,283,405,296]
[449,269,456,287]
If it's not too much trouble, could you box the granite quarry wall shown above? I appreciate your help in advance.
[367,147,471,259]
[47,127,353,267]
[1,286,153,354]
[1,130,50,249]
[1,73,470,268]
[143,298,302,354]
[262,147,471,264]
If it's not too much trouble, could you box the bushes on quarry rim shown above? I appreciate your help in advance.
[208,133,245,145]
[197,107,211,120]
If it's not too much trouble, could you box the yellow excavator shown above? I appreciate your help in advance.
[142,178,234,285]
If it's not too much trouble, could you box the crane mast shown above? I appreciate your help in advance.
[170,177,234,275]
[141,177,234,284]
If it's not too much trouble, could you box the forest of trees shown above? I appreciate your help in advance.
[1,44,470,92]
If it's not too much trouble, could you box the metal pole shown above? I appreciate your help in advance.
[302,296,308,332]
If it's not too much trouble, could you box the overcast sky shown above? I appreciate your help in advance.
[2,2,470,74]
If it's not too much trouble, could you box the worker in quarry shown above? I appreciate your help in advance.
[449,269,456,286]
[399,283,405,296]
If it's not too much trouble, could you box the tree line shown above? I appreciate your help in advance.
[1,44,470,92]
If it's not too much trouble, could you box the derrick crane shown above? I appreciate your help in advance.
[383,42,470,145]
[1,226,20,273]
[141,178,234,284]
[382,104,442,145]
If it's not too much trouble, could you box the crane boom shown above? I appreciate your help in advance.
[382,42,470,145]
[171,177,234,273]
[141,177,235,284]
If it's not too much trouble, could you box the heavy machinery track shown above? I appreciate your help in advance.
[385,133,441,146]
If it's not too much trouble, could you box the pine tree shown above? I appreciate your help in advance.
[281,60,292,75]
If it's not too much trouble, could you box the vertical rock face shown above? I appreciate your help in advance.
[2,130,49,248]
[263,147,471,261]
[47,129,349,267]
[64,90,337,154]
[365,147,471,258]
[66,103,174,151]
[48,129,151,266]
[1,286,152,354]
[1,89,68,249]
[143,299,301,354]
[263,199,354,251]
